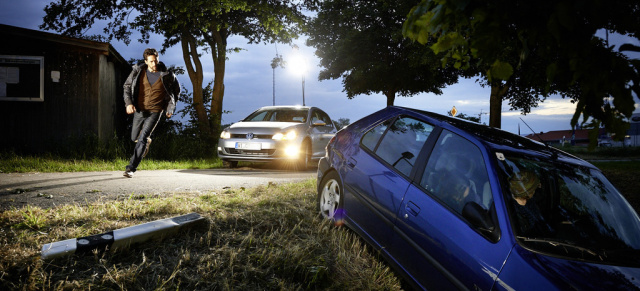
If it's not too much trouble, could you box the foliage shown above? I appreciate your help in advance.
[450,112,480,123]
[0,127,216,173]
[403,0,640,137]
[271,53,286,69]
[333,118,351,130]
[41,0,316,148]
[306,0,459,107]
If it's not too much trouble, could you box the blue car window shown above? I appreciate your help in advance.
[361,119,391,151]
[373,117,434,176]
[420,130,493,215]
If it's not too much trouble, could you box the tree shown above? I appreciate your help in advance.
[404,0,640,139]
[306,0,459,107]
[41,0,313,146]
[333,118,351,130]
[448,112,480,123]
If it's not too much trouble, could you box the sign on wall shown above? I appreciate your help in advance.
[0,55,44,102]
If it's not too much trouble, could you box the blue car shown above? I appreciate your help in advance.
[316,106,640,290]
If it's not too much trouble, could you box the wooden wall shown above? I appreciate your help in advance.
[0,25,130,153]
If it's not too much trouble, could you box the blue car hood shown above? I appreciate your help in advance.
[496,245,640,290]
[539,255,640,290]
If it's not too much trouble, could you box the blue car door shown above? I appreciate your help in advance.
[342,116,436,250]
[388,129,511,290]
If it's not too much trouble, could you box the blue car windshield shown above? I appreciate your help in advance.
[244,108,308,123]
[497,154,640,265]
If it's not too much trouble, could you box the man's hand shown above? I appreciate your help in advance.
[166,112,172,118]
[126,105,136,114]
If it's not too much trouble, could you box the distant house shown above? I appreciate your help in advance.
[0,24,131,153]
[524,122,640,147]
[627,113,640,147]
[524,129,595,147]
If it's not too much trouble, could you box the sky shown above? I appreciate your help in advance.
[2,0,640,135]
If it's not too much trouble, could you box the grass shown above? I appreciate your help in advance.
[558,145,640,160]
[556,146,640,206]
[0,153,223,173]
[1,148,638,290]
[592,161,640,207]
[0,179,403,290]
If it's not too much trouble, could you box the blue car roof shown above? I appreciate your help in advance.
[388,106,594,168]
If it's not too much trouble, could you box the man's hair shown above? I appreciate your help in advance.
[143,48,159,60]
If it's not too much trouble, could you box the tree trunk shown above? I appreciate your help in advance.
[181,34,212,139]
[385,91,396,107]
[209,29,227,146]
[489,83,509,128]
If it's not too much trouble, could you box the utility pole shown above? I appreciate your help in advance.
[271,44,285,106]
[478,109,488,124]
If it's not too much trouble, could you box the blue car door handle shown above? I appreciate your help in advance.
[347,157,357,168]
[405,201,420,217]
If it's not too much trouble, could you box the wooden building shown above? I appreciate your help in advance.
[0,24,131,153]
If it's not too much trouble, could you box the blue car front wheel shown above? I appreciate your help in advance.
[317,171,344,225]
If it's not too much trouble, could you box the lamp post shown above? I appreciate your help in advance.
[271,53,284,106]
[290,45,307,106]
[301,74,305,106]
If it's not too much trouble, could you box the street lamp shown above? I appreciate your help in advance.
[290,45,307,106]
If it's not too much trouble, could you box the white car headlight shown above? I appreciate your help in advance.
[220,131,231,139]
[273,130,297,140]
[284,145,300,157]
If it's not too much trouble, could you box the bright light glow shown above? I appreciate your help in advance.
[284,145,300,157]
[289,54,307,76]
[220,131,231,139]
[272,130,297,140]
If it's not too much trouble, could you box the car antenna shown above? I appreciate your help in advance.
[520,118,558,159]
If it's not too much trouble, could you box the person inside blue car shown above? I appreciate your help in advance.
[510,170,539,206]
[509,170,553,236]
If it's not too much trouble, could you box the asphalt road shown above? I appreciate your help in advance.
[0,167,316,210]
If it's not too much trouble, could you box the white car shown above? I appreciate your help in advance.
[218,106,337,169]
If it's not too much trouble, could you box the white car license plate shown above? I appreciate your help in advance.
[235,142,261,150]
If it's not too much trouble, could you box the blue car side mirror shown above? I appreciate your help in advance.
[462,202,498,241]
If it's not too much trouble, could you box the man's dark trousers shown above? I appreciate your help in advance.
[126,111,162,172]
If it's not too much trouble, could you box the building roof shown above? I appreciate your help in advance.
[524,129,602,143]
[0,23,127,64]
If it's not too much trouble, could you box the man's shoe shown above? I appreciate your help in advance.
[123,171,134,178]
[142,137,152,158]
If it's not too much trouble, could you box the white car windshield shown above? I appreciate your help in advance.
[497,154,640,265]
[244,108,308,123]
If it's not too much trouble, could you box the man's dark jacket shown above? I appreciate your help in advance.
[123,62,180,115]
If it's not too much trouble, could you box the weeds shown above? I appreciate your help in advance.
[0,179,403,290]
[16,206,47,231]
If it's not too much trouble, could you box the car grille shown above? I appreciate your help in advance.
[225,148,276,156]
[231,134,272,139]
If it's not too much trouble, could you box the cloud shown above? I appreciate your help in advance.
[2,1,638,135]
[502,98,578,116]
